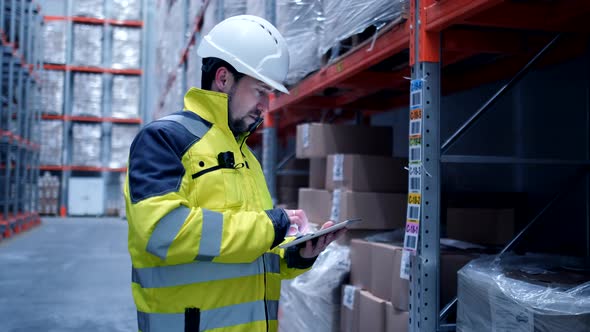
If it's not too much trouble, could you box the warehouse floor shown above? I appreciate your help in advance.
[0,218,136,332]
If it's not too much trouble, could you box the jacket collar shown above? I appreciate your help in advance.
[183,88,230,132]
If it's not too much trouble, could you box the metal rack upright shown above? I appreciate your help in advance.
[0,0,42,239]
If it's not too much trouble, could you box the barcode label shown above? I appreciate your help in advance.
[330,189,342,222]
[405,233,418,249]
[409,176,420,192]
[333,154,344,181]
[411,90,422,109]
[400,250,411,280]
[407,206,420,220]
[343,285,357,310]
[302,124,310,148]
[409,146,421,163]
[410,119,421,137]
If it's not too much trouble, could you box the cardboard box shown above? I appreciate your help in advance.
[371,243,406,304]
[298,188,332,224]
[336,229,388,246]
[388,249,479,312]
[326,155,408,193]
[447,208,516,246]
[308,158,326,189]
[386,302,408,332]
[340,285,361,332]
[332,191,407,229]
[350,239,372,290]
[296,123,392,158]
[359,290,386,332]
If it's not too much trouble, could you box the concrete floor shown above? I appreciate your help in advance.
[0,217,136,332]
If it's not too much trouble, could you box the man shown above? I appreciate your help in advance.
[124,15,344,332]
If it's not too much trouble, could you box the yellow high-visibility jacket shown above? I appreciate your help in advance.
[124,88,314,332]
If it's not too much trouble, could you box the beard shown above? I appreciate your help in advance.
[227,87,262,135]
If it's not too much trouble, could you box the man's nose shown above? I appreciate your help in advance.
[257,98,269,114]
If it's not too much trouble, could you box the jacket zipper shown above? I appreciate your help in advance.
[239,127,269,331]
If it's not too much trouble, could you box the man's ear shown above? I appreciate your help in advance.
[214,67,234,93]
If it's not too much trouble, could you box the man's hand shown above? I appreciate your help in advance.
[285,209,310,236]
[299,221,347,259]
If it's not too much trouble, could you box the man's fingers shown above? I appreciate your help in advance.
[320,221,335,230]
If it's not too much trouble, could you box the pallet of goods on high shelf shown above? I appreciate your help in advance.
[202,0,247,35]
[73,0,104,18]
[40,70,64,115]
[275,0,323,86]
[320,0,408,63]
[72,72,103,117]
[72,23,104,67]
[112,26,141,69]
[72,123,102,167]
[112,0,142,21]
[40,120,63,166]
[42,20,66,64]
[110,124,139,168]
[111,75,140,119]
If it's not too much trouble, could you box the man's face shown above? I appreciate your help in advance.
[227,75,272,134]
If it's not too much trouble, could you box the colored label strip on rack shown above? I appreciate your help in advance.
[400,79,424,280]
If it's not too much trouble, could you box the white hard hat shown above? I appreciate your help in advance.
[197,15,290,94]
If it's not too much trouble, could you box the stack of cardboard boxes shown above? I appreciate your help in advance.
[292,122,522,331]
[342,239,485,332]
[295,123,407,233]
[294,122,411,331]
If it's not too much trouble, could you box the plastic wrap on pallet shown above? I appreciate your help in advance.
[188,0,204,25]
[73,0,104,18]
[73,24,104,66]
[154,0,184,96]
[320,0,408,56]
[72,123,102,166]
[276,0,322,86]
[279,243,350,332]
[457,254,590,332]
[112,0,142,21]
[112,75,140,118]
[160,67,184,118]
[40,120,63,165]
[72,73,103,117]
[202,0,247,35]
[40,71,64,115]
[186,45,202,89]
[112,27,141,69]
[110,124,139,168]
[42,20,66,64]
[246,0,267,18]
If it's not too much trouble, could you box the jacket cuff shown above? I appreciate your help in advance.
[285,246,317,269]
[265,208,290,249]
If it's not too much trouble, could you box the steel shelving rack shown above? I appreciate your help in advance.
[39,0,145,216]
[264,1,590,331]
[0,0,42,239]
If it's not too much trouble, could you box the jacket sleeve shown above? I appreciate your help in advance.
[263,238,317,280]
[125,122,290,266]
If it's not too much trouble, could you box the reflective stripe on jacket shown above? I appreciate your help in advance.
[124,88,313,332]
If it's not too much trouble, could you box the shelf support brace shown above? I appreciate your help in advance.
[441,34,562,154]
